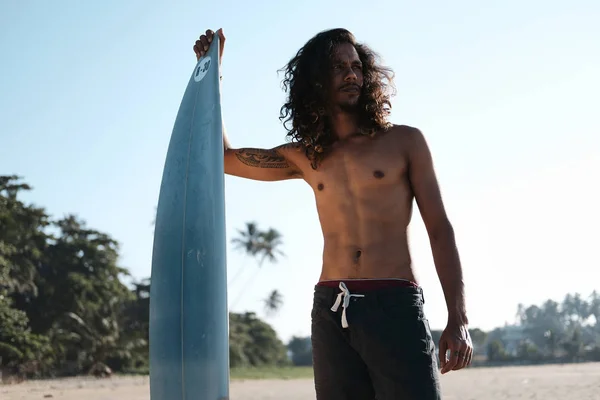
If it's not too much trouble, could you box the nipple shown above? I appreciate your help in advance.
[373,170,385,179]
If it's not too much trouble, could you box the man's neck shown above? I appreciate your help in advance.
[330,110,360,140]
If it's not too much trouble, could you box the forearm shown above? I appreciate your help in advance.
[429,222,468,324]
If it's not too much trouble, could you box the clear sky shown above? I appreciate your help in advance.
[1,0,599,343]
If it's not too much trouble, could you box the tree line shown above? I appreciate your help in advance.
[0,175,289,380]
[285,298,600,368]
[1,175,599,381]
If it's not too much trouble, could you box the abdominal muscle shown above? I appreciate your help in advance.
[316,208,416,283]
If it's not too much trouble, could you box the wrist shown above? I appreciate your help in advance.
[448,310,468,326]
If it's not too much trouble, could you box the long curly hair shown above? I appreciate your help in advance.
[279,28,396,169]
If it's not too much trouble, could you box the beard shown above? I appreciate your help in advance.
[338,99,360,114]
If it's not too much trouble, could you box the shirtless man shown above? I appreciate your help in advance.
[194,27,472,399]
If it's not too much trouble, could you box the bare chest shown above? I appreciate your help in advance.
[304,139,409,200]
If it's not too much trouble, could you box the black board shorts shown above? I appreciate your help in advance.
[310,281,442,400]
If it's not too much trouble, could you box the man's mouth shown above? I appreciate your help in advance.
[340,84,360,93]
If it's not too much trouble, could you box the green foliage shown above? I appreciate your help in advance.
[469,328,488,349]
[0,175,50,298]
[487,340,508,362]
[0,176,145,378]
[0,293,53,376]
[517,339,541,361]
[287,336,313,366]
[263,290,284,317]
[231,222,285,265]
[229,312,289,368]
[486,291,600,364]
[561,327,584,360]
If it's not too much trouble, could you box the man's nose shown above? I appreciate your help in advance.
[344,67,357,81]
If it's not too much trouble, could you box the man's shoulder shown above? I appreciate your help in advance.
[273,141,309,170]
[382,124,426,148]
[387,123,423,137]
[274,141,305,154]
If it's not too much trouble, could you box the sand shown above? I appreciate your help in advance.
[2,363,599,399]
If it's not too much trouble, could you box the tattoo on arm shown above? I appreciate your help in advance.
[234,148,290,169]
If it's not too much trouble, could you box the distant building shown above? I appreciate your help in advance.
[481,323,526,357]
[501,324,526,356]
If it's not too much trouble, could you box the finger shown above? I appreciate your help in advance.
[205,29,214,42]
[194,45,205,59]
[194,39,205,57]
[454,352,467,370]
[438,340,448,371]
[456,343,471,370]
[466,346,474,367]
[454,344,470,370]
[464,345,473,368]
[453,344,467,370]
[200,36,210,51]
[442,346,459,374]
[465,348,472,368]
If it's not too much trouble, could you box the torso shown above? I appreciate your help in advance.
[284,125,417,282]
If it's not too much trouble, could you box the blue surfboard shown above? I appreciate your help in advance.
[149,35,229,400]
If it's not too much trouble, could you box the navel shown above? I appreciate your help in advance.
[354,249,362,263]
[373,170,385,179]
[317,183,324,191]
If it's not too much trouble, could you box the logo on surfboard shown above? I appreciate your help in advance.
[194,56,212,83]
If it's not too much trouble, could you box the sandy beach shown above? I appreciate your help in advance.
[2,363,599,400]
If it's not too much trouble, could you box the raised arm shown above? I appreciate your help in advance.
[194,29,303,182]
[223,125,302,181]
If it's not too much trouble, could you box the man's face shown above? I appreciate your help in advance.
[328,43,364,112]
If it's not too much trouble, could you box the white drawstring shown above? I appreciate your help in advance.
[330,282,364,328]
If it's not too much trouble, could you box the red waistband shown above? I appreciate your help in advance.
[316,279,418,291]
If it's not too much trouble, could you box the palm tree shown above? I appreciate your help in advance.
[229,222,285,309]
[588,291,600,325]
[255,228,284,267]
[562,293,590,326]
[230,222,262,257]
[228,222,262,286]
[263,289,284,317]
